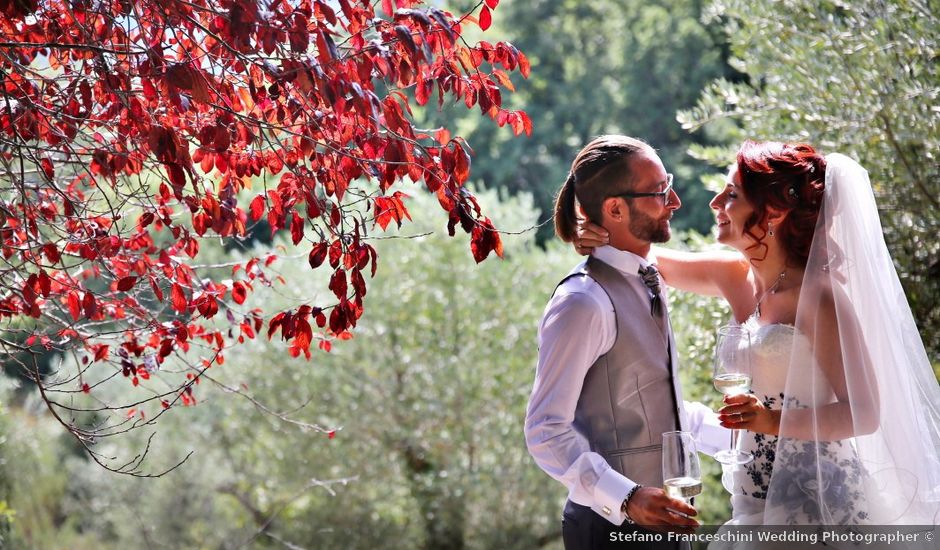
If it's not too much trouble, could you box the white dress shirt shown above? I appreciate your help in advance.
[525,245,729,525]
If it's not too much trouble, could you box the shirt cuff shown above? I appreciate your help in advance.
[591,466,636,526]
[685,400,732,457]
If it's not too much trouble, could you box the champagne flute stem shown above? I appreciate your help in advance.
[731,427,739,455]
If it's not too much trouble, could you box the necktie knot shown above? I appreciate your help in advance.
[639,264,661,296]
[639,264,663,317]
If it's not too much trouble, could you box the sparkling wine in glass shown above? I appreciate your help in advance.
[713,325,754,465]
[662,431,702,504]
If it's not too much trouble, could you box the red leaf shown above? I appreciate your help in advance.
[37,270,51,297]
[520,111,533,136]
[150,277,164,303]
[41,157,55,180]
[116,276,137,292]
[93,344,109,362]
[329,269,347,300]
[329,304,348,334]
[479,6,492,30]
[454,144,471,184]
[518,51,531,78]
[249,194,265,221]
[232,281,247,304]
[328,239,343,268]
[290,211,304,245]
[43,243,60,263]
[171,283,187,312]
[492,70,514,91]
[82,292,97,318]
[67,292,81,321]
[308,242,328,269]
[485,0,499,7]
[351,269,367,298]
[470,217,504,263]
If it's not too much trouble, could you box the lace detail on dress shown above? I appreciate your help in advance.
[739,393,781,500]
[727,318,869,525]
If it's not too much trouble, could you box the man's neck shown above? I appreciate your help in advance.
[606,235,651,261]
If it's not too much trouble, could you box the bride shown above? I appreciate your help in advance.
[576,140,940,524]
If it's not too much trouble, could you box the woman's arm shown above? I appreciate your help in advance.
[574,221,752,304]
[652,247,750,301]
[719,290,880,440]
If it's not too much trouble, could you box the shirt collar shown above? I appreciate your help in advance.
[591,245,653,277]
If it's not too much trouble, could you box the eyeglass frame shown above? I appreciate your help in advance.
[613,174,675,205]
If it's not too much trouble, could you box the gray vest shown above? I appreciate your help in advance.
[556,256,686,488]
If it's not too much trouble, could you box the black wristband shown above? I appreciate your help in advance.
[621,484,643,524]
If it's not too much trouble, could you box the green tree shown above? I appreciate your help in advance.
[680,0,940,353]
[5,190,733,547]
[15,191,566,549]
[435,0,741,238]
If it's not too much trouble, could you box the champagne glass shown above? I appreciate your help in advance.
[662,431,702,503]
[713,325,754,465]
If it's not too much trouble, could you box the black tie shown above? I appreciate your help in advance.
[639,264,663,317]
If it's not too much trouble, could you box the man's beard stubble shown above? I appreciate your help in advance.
[628,203,671,243]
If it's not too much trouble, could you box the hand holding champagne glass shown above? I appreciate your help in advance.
[662,431,702,504]
[713,325,754,465]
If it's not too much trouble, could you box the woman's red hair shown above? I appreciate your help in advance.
[736,140,827,267]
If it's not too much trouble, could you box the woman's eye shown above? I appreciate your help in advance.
[728,192,738,199]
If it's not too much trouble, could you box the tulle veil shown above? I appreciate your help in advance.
[761,153,940,525]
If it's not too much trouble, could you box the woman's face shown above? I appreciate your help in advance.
[710,165,757,250]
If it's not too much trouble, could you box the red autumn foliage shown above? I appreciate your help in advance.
[0,0,526,469]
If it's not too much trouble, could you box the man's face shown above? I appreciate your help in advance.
[624,153,680,243]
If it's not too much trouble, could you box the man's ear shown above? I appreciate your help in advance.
[601,196,627,223]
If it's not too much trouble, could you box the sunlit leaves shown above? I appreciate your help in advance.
[0,0,527,444]
[374,192,413,230]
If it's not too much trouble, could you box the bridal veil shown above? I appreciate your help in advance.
[762,153,940,524]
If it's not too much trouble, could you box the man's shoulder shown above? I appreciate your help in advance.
[550,272,612,313]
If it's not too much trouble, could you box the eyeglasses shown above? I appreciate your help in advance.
[615,174,675,206]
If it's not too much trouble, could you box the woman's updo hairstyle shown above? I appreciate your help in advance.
[554,135,653,242]
[736,140,827,267]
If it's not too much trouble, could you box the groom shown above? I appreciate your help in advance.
[525,136,724,548]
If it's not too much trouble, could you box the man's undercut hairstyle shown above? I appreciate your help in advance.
[554,135,653,242]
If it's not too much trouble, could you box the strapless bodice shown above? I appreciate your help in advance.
[723,315,867,526]
[733,315,832,406]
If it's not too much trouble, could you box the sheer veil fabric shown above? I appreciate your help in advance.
[762,153,940,524]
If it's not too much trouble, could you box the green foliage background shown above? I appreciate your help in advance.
[0,192,731,549]
[1,0,937,548]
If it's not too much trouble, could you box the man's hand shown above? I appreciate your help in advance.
[625,486,699,532]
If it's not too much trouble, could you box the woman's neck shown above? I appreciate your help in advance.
[747,245,791,294]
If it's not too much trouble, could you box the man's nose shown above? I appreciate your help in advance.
[668,189,681,210]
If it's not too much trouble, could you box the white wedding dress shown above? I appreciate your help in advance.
[721,314,870,526]
[710,152,939,532]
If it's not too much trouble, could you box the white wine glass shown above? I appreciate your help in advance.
[662,431,702,504]
[713,325,754,465]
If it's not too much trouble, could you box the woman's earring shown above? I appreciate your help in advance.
[768,223,774,237]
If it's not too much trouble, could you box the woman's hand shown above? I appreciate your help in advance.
[574,220,609,255]
[718,394,780,435]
